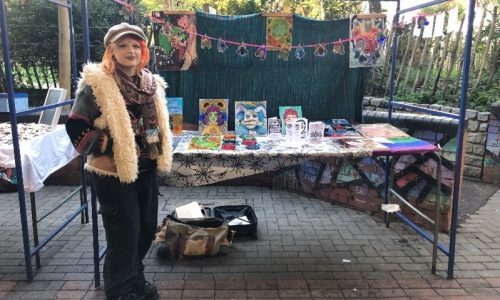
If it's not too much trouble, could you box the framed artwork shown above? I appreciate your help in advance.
[235,101,267,137]
[167,97,183,135]
[268,117,282,137]
[349,13,386,68]
[308,121,325,144]
[39,87,67,128]
[264,13,292,51]
[278,105,302,134]
[198,99,228,136]
[152,11,198,71]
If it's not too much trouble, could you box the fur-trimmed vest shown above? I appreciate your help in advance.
[77,63,172,183]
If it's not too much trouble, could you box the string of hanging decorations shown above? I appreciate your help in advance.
[111,0,387,61]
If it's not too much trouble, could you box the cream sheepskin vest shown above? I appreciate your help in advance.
[77,63,172,183]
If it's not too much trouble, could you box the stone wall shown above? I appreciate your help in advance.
[483,102,500,185]
[363,97,490,180]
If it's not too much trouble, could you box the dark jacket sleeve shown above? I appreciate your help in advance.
[65,85,112,155]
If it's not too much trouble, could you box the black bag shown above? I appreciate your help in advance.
[213,205,258,239]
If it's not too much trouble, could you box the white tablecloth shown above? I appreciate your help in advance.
[0,123,79,192]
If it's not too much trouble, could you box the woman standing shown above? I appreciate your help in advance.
[66,23,172,300]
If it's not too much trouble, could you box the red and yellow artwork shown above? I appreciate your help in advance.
[349,14,386,68]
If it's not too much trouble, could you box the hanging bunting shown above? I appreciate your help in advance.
[278,46,291,61]
[236,42,249,57]
[264,13,293,51]
[217,38,228,53]
[255,45,268,61]
[152,11,198,71]
[294,45,306,60]
[332,40,345,55]
[314,43,327,57]
[416,15,429,29]
[349,13,386,68]
[200,35,212,49]
[422,15,435,38]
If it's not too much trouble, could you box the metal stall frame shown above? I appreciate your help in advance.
[0,0,99,282]
[386,0,476,279]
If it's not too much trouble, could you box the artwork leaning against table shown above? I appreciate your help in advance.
[235,101,267,137]
[198,99,228,136]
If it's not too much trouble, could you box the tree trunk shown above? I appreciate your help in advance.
[58,1,71,97]
[475,6,497,88]
[31,62,43,90]
[380,25,394,94]
[22,62,35,89]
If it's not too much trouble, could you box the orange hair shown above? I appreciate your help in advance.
[101,35,150,75]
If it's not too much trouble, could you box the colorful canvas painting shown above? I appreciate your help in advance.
[188,136,222,150]
[279,106,302,134]
[265,15,292,51]
[355,123,409,139]
[235,101,267,137]
[349,14,386,68]
[152,11,198,71]
[167,97,183,135]
[199,99,228,136]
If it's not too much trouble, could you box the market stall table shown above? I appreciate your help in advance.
[0,122,81,269]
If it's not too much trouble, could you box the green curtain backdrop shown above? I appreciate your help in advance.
[160,12,371,129]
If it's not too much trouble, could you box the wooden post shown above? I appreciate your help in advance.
[412,37,431,92]
[389,20,415,93]
[441,15,465,99]
[401,27,423,94]
[58,0,71,96]
[470,8,487,72]
[30,62,43,90]
[22,62,35,89]
[475,6,497,89]
[380,26,394,94]
[423,36,441,90]
[487,39,499,88]
[432,32,451,96]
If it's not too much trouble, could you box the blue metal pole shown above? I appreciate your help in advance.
[448,0,475,280]
[80,0,90,62]
[0,0,33,281]
[384,0,400,223]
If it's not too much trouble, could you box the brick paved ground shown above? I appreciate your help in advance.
[1,186,500,299]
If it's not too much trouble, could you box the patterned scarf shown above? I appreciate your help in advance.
[115,68,162,159]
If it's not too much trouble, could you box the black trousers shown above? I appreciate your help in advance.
[92,168,158,298]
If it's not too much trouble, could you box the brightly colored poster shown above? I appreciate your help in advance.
[349,14,386,68]
[235,101,268,137]
[152,11,198,71]
[265,15,292,51]
[198,99,228,136]
[167,97,183,135]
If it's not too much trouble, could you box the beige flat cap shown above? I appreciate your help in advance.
[104,22,147,46]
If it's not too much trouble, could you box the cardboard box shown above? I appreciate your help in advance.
[0,93,29,113]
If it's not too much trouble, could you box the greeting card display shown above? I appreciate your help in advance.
[199,99,228,136]
[235,101,268,136]
[308,121,325,144]
[295,117,308,139]
[278,106,302,134]
[267,117,282,139]
[167,97,183,135]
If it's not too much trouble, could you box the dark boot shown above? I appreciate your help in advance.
[134,280,159,300]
